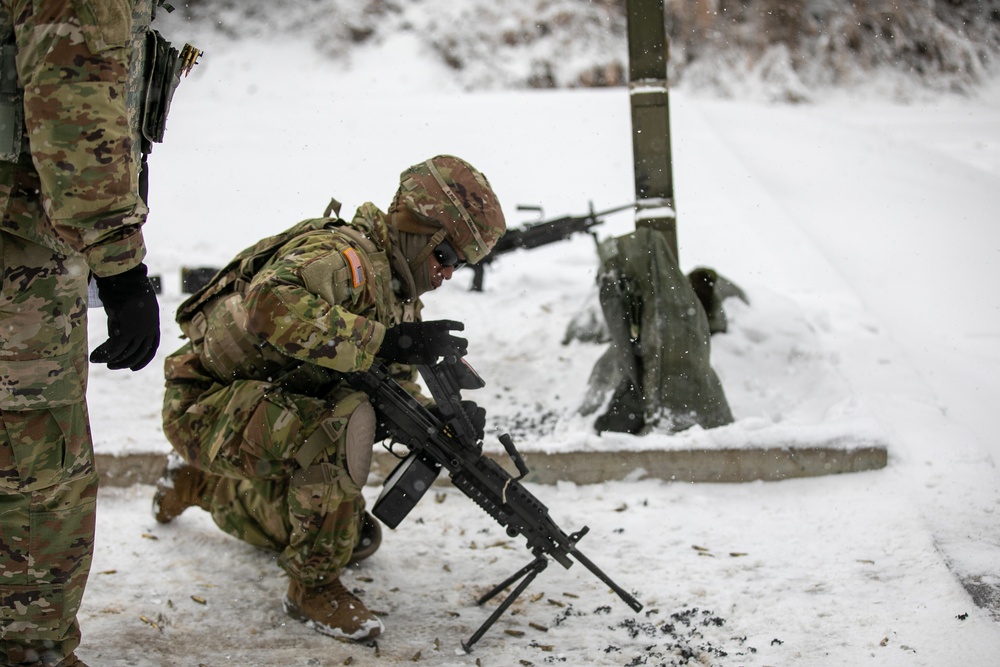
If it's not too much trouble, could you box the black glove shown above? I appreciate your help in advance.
[378,320,468,365]
[90,263,160,371]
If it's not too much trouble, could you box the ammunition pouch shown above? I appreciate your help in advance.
[139,30,189,149]
[0,40,24,162]
[372,451,441,529]
[186,291,284,384]
[184,289,340,395]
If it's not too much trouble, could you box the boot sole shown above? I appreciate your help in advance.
[282,594,384,641]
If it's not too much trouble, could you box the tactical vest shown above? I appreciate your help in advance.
[0,0,197,163]
[176,212,398,391]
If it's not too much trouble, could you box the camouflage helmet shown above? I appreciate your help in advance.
[393,155,506,265]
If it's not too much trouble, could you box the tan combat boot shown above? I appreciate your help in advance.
[283,578,384,641]
[152,453,216,524]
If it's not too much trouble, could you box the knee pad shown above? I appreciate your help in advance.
[291,391,375,491]
[343,398,376,488]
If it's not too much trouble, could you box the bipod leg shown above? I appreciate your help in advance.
[462,556,548,652]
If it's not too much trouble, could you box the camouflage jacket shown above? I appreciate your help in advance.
[169,204,423,396]
[0,0,151,277]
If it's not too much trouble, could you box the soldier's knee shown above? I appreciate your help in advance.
[290,392,376,497]
[342,398,376,488]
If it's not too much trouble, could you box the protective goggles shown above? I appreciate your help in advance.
[433,240,466,269]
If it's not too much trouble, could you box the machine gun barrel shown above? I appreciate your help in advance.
[469,201,635,291]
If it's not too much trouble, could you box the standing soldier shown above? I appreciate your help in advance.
[0,2,194,665]
[155,155,506,641]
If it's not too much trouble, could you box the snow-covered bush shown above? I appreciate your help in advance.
[165,0,1000,98]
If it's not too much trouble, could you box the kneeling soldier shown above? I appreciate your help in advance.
[155,155,506,640]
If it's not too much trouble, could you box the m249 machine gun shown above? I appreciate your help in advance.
[468,202,636,291]
[349,357,643,651]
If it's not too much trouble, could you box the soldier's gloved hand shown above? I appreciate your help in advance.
[90,263,160,371]
[378,320,468,365]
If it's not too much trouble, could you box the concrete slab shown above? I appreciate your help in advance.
[370,443,888,485]
[95,440,887,488]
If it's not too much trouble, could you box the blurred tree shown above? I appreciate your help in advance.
[165,0,1000,94]
[759,0,804,51]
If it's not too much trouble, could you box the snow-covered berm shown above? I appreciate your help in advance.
[75,35,1000,666]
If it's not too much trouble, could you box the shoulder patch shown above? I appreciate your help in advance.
[343,247,365,288]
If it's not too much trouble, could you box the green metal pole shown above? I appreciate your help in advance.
[626,0,677,258]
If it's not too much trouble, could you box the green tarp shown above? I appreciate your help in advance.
[577,227,735,435]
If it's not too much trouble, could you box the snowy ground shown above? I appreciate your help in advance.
[74,35,1000,666]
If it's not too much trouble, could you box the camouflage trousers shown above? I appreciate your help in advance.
[0,227,97,665]
[162,346,373,587]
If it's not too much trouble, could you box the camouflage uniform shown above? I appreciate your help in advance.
[161,156,506,598]
[157,155,506,641]
[0,1,152,664]
[162,204,426,586]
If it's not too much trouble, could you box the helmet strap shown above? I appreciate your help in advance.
[409,228,448,276]
[386,224,418,301]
